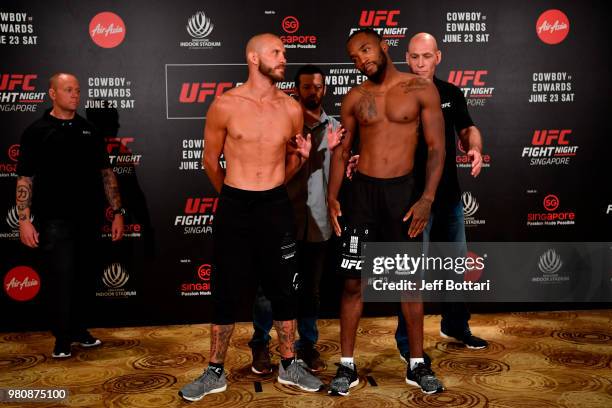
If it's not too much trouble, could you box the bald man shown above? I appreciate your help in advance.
[393,32,487,360]
[179,33,323,402]
[16,73,124,358]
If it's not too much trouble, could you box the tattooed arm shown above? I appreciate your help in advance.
[101,168,124,241]
[16,176,39,248]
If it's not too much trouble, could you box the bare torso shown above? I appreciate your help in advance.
[348,72,428,178]
[216,85,299,190]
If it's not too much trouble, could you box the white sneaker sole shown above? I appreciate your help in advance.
[51,352,71,358]
[328,378,359,396]
[180,384,227,402]
[277,376,322,392]
[251,366,272,375]
[74,339,102,348]
[405,378,443,394]
[440,330,486,349]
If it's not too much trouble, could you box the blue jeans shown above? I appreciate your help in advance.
[249,240,327,350]
[395,199,471,354]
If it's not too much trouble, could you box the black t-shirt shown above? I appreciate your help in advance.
[415,76,475,209]
[17,109,110,222]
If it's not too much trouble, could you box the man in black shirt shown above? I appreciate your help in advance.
[16,72,125,358]
[394,33,488,360]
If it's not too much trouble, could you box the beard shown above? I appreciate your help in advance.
[362,54,388,83]
[302,95,322,110]
[259,61,285,83]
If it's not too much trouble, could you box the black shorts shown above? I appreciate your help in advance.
[212,184,298,324]
[338,172,421,278]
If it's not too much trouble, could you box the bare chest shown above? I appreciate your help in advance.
[354,82,422,126]
[227,102,293,145]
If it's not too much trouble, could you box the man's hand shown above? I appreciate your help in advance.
[328,197,342,236]
[346,154,359,179]
[467,149,482,177]
[19,221,39,248]
[327,124,346,151]
[111,215,124,241]
[402,198,432,238]
[295,133,312,160]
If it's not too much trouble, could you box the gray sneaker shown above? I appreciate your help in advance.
[278,359,323,392]
[179,367,227,402]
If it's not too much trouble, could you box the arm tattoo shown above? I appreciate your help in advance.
[210,324,234,363]
[101,168,122,210]
[273,320,296,358]
[16,176,33,221]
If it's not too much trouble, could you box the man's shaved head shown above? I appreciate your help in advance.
[49,72,78,90]
[408,32,438,52]
[246,33,282,60]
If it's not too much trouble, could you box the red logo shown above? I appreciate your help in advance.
[198,264,211,281]
[8,144,19,162]
[0,74,36,91]
[359,10,400,27]
[543,195,560,212]
[106,137,134,154]
[448,70,487,87]
[185,198,218,214]
[536,9,569,45]
[4,266,40,301]
[179,82,234,103]
[531,130,570,146]
[464,251,484,282]
[89,12,126,48]
[282,16,299,34]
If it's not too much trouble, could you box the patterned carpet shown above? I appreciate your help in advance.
[1,310,611,407]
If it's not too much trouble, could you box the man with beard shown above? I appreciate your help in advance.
[179,34,323,402]
[327,29,446,395]
[248,65,345,374]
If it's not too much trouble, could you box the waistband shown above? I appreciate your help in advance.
[353,171,414,185]
[220,184,287,200]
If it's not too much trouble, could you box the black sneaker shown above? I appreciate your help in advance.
[440,329,488,349]
[52,339,72,358]
[328,363,359,396]
[73,331,102,348]
[297,346,326,372]
[406,362,444,394]
[250,343,273,375]
[399,350,432,367]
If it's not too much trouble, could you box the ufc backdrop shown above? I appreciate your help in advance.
[1,0,610,331]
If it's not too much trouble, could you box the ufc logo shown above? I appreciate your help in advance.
[359,10,400,27]
[531,130,571,146]
[0,74,36,91]
[448,70,487,87]
[341,259,363,270]
[185,197,218,214]
[106,137,134,154]
[179,82,233,103]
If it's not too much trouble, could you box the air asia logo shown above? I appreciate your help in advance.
[89,12,126,48]
[532,249,569,283]
[175,197,218,235]
[0,12,37,46]
[522,129,578,166]
[103,206,141,239]
[180,11,221,49]
[448,70,494,106]
[350,10,407,47]
[462,192,485,227]
[0,144,19,177]
[4,266,40,301]
[443,11,489,44]
[106,137,142,175]
[527,194,575,227]
[85,77,134,110]
[96,262,136,297]
[456,138,491,169]
[179,139,226,171]
[0,74,46,112]
[536,9,570,45]
[280,16,317,49]
[180,263,212,296]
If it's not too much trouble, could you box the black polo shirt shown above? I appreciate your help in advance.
[17,109,110,221]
